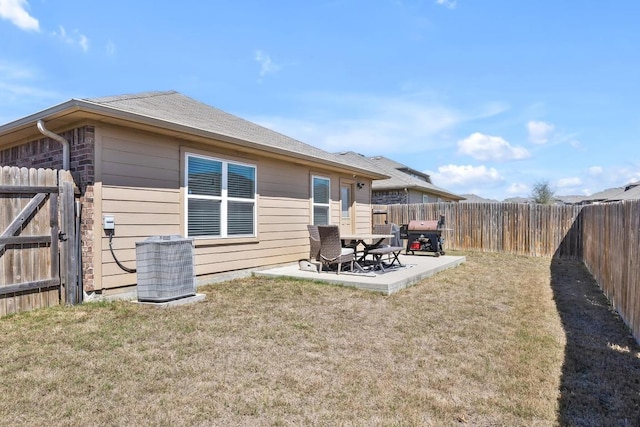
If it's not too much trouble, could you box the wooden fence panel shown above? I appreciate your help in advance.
[581,200,640,343]
[374,201,640,343]
[374,203,583,258]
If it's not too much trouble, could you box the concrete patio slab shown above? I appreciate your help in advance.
[254,254,465,295]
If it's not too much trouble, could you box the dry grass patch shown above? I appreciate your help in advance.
[0,251,638,426]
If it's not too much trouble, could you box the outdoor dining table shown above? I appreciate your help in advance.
[340,233,394,264]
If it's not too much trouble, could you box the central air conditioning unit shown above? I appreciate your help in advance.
[135,235,196,303]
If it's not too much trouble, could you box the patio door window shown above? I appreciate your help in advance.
[186,153,256,238]
[312,176,330,225]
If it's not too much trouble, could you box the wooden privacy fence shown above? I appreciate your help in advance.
[374,201,640,343]
[373,202,583,258]
[0,166,81,316]
[581,200,640,343]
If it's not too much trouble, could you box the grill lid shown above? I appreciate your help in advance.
[408,220,439,231]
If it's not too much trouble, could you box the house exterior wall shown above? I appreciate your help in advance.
[95,124,374,294]
[409,190,445,204]
[408,190,430,204]
[0,125,97,291]
[1,122,375,295]
[372,190,408,205]
[373,189,457,205]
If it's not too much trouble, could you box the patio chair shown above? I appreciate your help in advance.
[368,223,404,272]
[307,225,321,262]
[317,225,355,274]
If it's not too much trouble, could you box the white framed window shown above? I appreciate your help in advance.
[312,175,330,225]
[185,153,256,238]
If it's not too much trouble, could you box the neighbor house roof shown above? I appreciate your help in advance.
[606,183,640,201]
[336,152,464,201]
[503,196,534,204]
[0,91,388,180]
[583,187,625,203]
[459,194,500,203]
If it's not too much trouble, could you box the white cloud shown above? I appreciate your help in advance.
[506,183,529,195]
[0,2,93,52]
[588,166,603,176]
[255,50,282,78]
[0,0,39,31]
[79,34,89,52]
[430,164,503,186]
[527,120,554,145]
[0,60,34,80]
[621,168,640,184]
[594,165,640,187]
[457,132,530,161]
[253,91,510,157]
[568,139,581,148]
[254,93,466,154]
[52,25,90,52]
[435,0,457,9]
[556,177,582,188]
[0,61,62,122]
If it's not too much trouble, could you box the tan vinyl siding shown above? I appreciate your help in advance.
[408,190,457,204]
[353,180,373,234]
[258,160,310,199]
[354,202,373,233]
[101,130,179,189]
[95,124,374,293]
[97,125,182,291]
[408,190,428,204]
[100,186,182,289]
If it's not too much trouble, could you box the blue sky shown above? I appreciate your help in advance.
[1,0,639,200]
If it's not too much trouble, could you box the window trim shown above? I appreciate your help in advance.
[185,152,257,239]
[312,175,331,225]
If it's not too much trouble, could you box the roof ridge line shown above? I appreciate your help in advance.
[85,90,177,104]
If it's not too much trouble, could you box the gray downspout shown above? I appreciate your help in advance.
[37,119,70,170]
[37,120,79,301]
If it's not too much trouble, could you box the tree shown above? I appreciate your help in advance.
[531,180,555,204]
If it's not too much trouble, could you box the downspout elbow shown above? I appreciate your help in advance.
[37,119,70,170]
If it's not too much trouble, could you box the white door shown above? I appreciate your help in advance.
[340,184,354,234]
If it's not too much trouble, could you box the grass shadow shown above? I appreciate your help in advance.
[550,253,640,426]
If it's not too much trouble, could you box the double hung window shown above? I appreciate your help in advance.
[186,153,256,238]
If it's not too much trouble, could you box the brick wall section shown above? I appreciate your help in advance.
[0,126,96,291]
[372,190,408,205]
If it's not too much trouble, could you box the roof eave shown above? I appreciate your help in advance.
[372,183,464,200]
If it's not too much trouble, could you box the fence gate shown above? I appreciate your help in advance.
[0,167,80,316]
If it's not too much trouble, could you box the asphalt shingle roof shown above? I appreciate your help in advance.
[335,152,464,200]
[82,91,384,176]
[608,184,640,201]
[585,187,625,201]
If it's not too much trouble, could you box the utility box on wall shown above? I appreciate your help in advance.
[135,235,196,303]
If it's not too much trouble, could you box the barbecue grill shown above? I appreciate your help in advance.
[399,215,446,257]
